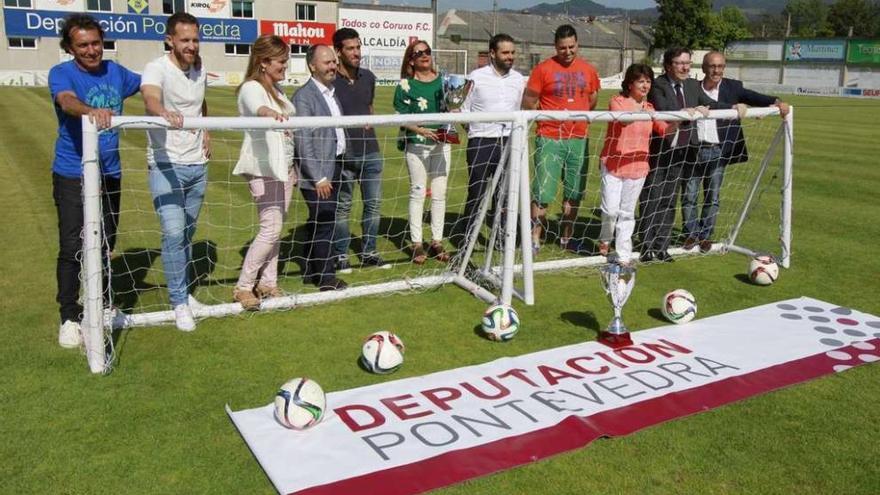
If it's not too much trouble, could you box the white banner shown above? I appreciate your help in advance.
[35,0,84,11]
[337,8,433,82]
[187,0,231,18]
[725,40,783,62]
[229,298,880,495]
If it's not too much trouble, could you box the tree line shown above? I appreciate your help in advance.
[652,0,880,51]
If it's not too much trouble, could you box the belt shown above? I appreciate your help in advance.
[699,142,721,148]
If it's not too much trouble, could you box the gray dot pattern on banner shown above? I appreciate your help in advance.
[775,303,880,372]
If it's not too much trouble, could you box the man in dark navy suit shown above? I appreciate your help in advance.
[681,50,790,253]
[638,47,720,262]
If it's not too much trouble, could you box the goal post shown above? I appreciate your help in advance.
[79,106,793,374]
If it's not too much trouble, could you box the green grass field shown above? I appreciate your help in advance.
[0,86,878,494]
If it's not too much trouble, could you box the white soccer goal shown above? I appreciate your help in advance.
[78,107,793,373]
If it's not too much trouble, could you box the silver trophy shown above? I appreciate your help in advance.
[437,72,472,144]
[599,263,636,347]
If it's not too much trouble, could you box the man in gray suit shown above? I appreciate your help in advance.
[638,46,720,263]
[293,44,347,291]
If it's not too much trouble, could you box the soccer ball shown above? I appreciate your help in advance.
[749,255,779,286]
[360,331,405,374]
[274,377,326,430]
[662,289,697,324]
[482,303,520,341]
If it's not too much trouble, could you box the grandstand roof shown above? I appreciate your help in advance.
[438,9,653,51]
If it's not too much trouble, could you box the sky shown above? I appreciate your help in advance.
[342,1,658,11]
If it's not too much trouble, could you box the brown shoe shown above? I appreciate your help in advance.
[428,241,450,263]
[255,284,284,299]
[699,239,713,253]
[233,288,261,311]
[683,237,698,250]
[598,241,610,256]
[411,243,427,265]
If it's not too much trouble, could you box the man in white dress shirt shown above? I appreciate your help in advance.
[453,33,526,249]
[141,12,209,331]
[682,50,789,253]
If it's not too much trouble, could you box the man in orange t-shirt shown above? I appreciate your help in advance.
[522,24,600,256]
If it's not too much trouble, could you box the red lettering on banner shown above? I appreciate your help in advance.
[537,365,583,386]
[614,347,656,364]
[566,356,610,375]
[381,394,434,421]
[595,351,629,368]
[421,387,462,411]
[460,377,511,400]
[334,404,386,432]
[864,89,880,97]
[642,338,693,358]
[497,368,539,387]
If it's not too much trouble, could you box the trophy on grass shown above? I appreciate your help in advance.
[436,72,472,144]
[598,263,636,348]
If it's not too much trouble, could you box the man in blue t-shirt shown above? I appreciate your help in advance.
[49,14,141,349]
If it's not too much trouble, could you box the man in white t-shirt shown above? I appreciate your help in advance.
[141,12,209,331]
[454,33,525,249]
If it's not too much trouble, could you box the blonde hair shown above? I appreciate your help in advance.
[237,35,289,108]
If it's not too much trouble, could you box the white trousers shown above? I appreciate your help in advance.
[405,142,451,244]
[599,165,646,262]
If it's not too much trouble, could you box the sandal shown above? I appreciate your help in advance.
[428,241,450,263]
[255,284,284,299]
[411,243,428,265]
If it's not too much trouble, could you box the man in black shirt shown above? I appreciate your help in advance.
[331,28,390,272]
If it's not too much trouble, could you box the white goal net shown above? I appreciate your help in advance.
[77,107,792,373]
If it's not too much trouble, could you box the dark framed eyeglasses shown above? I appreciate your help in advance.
[411,48,432,59]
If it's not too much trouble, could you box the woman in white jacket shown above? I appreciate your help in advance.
[232,35,297,310]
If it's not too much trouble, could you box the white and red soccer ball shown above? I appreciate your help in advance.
[749,255,779,286]
[360,330,405,374]
[274,377,326,430]
[662,289,697,324]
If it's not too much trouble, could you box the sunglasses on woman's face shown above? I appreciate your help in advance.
[411,48,432,59]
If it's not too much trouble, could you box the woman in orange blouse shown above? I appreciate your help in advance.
[598,64,680,263]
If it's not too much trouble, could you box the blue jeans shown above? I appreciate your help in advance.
[333,152,383,258]
[149,162,207,306]
[682,145,723,240]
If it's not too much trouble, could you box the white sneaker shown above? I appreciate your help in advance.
[58,320,83,349]
[187,294,205,310]
[174,304,196,332]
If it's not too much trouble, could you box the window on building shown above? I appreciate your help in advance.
[232,0,254,18]
[163,0,185,14]
[8,37,37,49]
[103,40,117,51]
[295,3,316,21]
[86,0,112,11]
[4,0,33,7]
[290,44,308,55]
[225,44,251,56]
